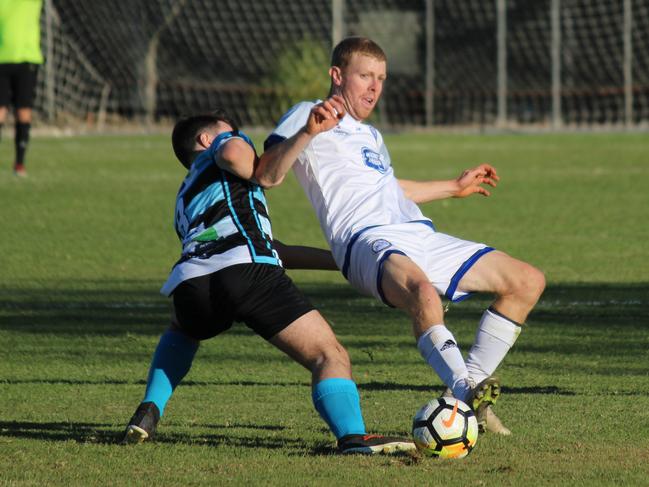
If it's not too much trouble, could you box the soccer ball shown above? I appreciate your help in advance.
[412,397,478,459]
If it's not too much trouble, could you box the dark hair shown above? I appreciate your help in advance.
[331,36,386,70]
[171,109,239,169]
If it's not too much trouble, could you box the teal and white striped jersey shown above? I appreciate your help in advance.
[161,130,280,296]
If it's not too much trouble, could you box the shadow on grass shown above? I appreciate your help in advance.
[0,378,308,387]
[0,420,122,444]
[0,419,331,454]
[0,377,579,396]
[1,281,647,360]
[0,279,169,336]
[361,382,578,396]
[0,419,425,460]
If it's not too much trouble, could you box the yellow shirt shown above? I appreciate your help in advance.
[0,0,43,64]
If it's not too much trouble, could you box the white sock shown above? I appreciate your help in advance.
[417,325,471,402]
[465,308,522,384]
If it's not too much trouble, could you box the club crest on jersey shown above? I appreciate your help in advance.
[371,239,392,253]
[362,147,387,173]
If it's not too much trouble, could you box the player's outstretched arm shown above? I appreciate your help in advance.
[398,164,499,203]
[274,240,338,270]
[255,96,345,188]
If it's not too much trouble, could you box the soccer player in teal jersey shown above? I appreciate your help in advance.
[122,109,415,454]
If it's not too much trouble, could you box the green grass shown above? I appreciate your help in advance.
[1,132,648,485]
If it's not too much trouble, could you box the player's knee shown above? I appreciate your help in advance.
[330,342,352,369]
[397,280,444,325]
[314,341,351,371]
[410,280,441,310]
[508,263,545,305]
[16,108,32,124]
[528,266,546,301]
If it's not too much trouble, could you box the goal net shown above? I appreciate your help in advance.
[34,0,649,129]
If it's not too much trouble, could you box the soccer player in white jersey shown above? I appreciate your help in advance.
[258,37,546,435]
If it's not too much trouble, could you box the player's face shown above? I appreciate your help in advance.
[331,53,386,121]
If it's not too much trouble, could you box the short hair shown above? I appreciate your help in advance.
[331,36,386,70]
[171,109,239,169]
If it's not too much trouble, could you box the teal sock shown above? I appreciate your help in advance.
[312,378,366,439]
[142,329,198,416]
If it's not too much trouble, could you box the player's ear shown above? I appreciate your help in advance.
[196,131,213,149]
[329,66,343,87]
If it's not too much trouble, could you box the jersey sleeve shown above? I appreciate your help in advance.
[264,101,316,151]
[206,130,256,161]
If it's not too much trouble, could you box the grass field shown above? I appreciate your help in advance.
[1,132,648,486]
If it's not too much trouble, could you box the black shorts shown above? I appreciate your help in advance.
[0,63,39,108]
[172,264,315,341]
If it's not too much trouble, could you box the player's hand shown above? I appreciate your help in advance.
[305,95,345,135]
[454,163,499,198]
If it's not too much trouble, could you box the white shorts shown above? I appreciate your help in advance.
[341,221,494,305]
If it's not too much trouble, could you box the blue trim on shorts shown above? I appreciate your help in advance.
[376,250,407,308]
[445,246,495,302]
[341,219,435,280]
[341,225,382,279]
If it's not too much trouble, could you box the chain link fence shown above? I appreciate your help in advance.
[35,0,649,130]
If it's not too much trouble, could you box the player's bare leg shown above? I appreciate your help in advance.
[15,107,32,123]
[456,250,545,434]
[269,310,352,382]
[379,253,445,336]
[459,250,545,324]
[270,310,415,454]
[380,254,487,405]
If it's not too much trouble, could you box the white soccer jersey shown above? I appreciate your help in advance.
[267,101,429,268]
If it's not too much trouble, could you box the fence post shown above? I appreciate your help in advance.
[623,0,633,128]
[143,0,188,126]
[551,0,562,129]
[496,0,507,128]
[43,0,55,121]
[332,0,345,47]
[425,0,435,126]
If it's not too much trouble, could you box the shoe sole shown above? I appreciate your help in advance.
[341,441,417,455]
[122,425,149,444]
[471,378,501,431]
[444,381,509,435]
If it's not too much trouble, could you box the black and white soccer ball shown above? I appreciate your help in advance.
[412,397,478,459]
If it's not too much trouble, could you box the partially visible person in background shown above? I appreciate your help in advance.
[0,0,43,177]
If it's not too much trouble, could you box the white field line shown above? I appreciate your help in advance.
[538,299,643,307]
[49,299,648,310]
